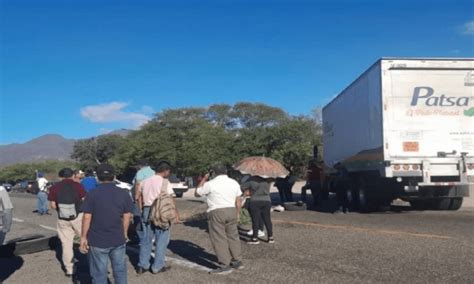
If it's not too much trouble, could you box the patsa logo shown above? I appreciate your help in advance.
[411,87,470,107]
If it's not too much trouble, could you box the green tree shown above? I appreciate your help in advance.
[84,102,323,179]
[71,135,126,169]
[0,160,78,182]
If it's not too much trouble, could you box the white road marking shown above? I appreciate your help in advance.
[39,225,57,231]
[13,218,25,223]
[126,246,212,272]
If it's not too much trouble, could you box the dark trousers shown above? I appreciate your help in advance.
[249,200,273,239]
[277,186,294,203]
[336,186,349,211]
[302,181,321,205]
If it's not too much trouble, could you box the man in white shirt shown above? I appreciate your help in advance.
[36,172,50,215]
[195,164,243,275]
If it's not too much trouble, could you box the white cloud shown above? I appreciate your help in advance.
[461,20,474,35]
[141,105,154,114]
[80,102,150,128]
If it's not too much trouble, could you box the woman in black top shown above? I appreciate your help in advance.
[241,176,274,244]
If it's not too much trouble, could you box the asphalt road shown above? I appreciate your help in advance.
[1,193,473,284]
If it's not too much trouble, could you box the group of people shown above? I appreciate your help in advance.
[34,158,279,283]
[2,153,332,283]
[35,169,98,216]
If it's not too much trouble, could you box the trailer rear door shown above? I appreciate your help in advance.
[383,61,474,159]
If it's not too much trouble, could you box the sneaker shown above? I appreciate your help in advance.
[247,238,260,245]
[246,230,265,237]
[230,260,244,270]
[209,266,233,275]
[268,237,275,244]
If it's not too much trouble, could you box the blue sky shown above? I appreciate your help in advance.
[1,0,473,144]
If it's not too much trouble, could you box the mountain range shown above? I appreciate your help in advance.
[0,129,131,167]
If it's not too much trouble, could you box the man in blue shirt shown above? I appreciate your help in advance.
[80,164,133,284]
[81,170,98,192]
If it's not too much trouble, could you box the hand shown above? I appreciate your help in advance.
[79,238,89,254]
[174,214,182,224]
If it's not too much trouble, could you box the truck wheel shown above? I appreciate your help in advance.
[432,198,451,210]
[410,200,425,210]
[449,198,463,211]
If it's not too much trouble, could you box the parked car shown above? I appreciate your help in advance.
[169,176,189,198]
[114,179,132,191]
[2,183,13,192]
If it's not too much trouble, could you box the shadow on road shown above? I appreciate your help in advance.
[183,219,209,233]
[168,239,218,269]
[0,256,24,282]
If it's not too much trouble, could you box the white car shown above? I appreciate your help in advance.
[114,180,133,191]
[169,176,189,198]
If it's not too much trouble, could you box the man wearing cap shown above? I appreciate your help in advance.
[48,168,86,278]
[80,164,133,284]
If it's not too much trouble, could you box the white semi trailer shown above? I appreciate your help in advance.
[322,58,474,211]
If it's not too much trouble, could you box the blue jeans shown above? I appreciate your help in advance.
[138,207,170,273]
[37,191,48,214]
[88,244,127,284]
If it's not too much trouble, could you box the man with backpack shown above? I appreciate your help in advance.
[80,164,133,284]
[48,168,86,278]
[136,161,180,275]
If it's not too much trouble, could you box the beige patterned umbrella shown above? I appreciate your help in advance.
[233,156,289,178]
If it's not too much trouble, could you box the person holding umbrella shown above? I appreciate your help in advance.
[234,156,289,245]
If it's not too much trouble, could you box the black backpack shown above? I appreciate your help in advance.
[56,182,82,221]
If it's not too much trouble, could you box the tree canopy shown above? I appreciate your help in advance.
[71,103,322,180]
[0,160,78,183]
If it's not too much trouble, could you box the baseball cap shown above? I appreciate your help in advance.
[96,164,115,177]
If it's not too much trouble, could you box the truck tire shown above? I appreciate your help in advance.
[449,198,463,211]
[283,202,307,211]
[432,198,452,210]
[0,234,57,257]
[410,200,426,210]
